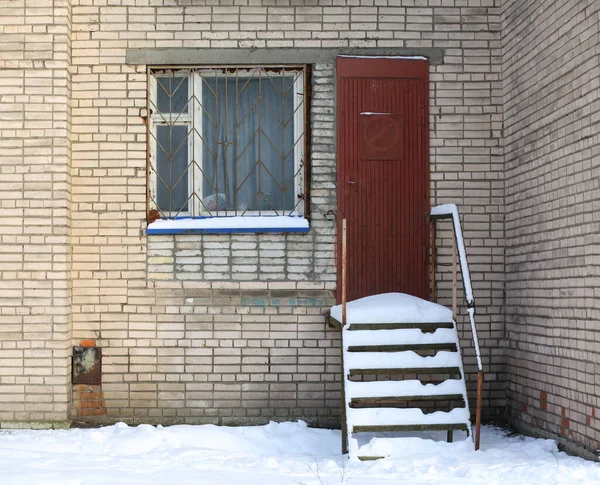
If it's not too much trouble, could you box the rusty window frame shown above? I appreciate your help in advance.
[146,65,310,221]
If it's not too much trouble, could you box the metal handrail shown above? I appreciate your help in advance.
[430,203,483,450]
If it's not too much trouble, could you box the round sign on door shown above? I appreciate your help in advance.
[359,113,403,161]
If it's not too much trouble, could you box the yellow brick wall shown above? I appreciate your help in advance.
[503,0,600,456]
[0,0,72,424]
[1,0,505,427]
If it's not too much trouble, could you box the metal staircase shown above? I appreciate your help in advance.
[333,205,483,460]
[341,307,471,459]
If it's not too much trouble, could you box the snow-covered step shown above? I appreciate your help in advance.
[347,342,458,354]
[331,293,453,325]
[353,422,469,434]
[346,379,465,400]
[344,350,462,372]
[355,433,473,461]
[333,293,472,458]
[347,321,454,332]
[343,328,458,347]
[348,407,471,430]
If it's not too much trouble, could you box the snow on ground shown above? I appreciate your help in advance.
[0,422,598,485]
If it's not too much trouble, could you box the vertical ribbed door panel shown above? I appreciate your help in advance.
[336,57,430,302]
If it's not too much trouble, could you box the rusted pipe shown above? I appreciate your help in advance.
[452,228,457,320]
[475,370,483,450]
[341,218,348,455]
[431,222,437,302]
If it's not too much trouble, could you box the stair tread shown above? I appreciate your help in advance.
[351,395,465,405]
[344,350,462,371]
[353,423,470,433]
[349,367,461,376]
[343,328,457,347]
[346,379,465,399]
[348,322,454,331]
[357,456,386,461]
[348,407,471,427]
[347,343,457,353]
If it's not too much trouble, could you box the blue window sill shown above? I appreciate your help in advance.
[146,216,310,235]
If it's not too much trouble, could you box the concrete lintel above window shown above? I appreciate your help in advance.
[126,47,444,66]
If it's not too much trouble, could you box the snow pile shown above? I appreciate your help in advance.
[339,55,428,60]
[0,420,336,458]
[147,215,309,234]
[358,433,474,457]
[0,423,599,485]
[331,292,453,324]
[359,428,600,484]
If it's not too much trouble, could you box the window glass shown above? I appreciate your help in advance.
[201,75,295,213]
[156,76,189,114]
[156,125,189,213]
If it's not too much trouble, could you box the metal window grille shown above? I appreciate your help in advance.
[147,66,309,219]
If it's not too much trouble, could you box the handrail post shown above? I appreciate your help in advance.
[430,205,484,451]
[452,227,457,320]
[342,218,347,325]
[475,371,483,450]
[341,219,348,455]
[431,221,437,302]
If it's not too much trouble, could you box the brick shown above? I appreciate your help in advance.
[0,1,515,442]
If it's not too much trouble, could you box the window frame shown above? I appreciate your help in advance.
[146,65,311,222]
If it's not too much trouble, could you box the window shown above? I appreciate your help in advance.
[147,66,308,221]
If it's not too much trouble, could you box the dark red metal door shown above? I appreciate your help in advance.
[337,57,429,302]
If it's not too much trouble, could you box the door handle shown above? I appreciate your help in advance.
[347,180,357,185]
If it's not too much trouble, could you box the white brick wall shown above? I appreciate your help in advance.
[0,0,72,424]
[502,0,600,456]
[1,0,505,428]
